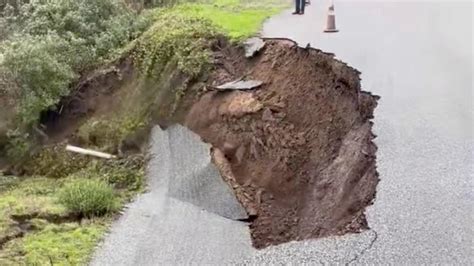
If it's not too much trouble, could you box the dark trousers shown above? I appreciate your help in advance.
[295,0,305,13]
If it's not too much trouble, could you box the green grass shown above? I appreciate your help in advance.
[0,178,67,235]
[23,223,106,265]
[0,177,114,265]
[0,159,143,264]
[0,178,63,243]
[0,178,68,264]
[1,221,107,265]
[160,0,289,39]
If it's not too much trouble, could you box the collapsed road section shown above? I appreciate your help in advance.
[184,39,380,248]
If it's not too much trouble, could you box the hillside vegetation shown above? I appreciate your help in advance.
[0,0,287,264]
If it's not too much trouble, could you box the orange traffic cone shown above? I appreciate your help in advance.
[324,3,339,33]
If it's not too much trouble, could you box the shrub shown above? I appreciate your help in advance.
[7,0,145,54]
[0,34,77,126]
[58,179,118,217]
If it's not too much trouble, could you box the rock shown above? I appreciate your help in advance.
[262,108,275,121]
[235,145,246,164]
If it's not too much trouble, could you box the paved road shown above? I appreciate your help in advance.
[92,1,473,264]
[264,0,473,263]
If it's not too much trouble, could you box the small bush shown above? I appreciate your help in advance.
[58,179,118,217]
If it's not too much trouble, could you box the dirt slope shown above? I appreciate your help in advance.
[186,39,380,248]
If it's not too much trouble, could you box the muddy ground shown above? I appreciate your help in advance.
[186,39,380,248]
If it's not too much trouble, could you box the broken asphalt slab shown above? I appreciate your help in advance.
[215,79,263,91]
[244,37,265,58]
[166,125,247,220]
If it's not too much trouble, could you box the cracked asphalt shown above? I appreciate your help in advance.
[92,1,473,264]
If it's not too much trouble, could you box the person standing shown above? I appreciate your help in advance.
[293,0,305,15]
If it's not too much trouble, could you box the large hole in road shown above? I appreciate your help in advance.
[185,39,380,249]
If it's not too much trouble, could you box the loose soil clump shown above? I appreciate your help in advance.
[186,39,380,248]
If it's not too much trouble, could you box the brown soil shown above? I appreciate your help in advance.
[186,39,380,248]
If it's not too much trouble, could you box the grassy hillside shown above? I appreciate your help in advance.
[0,0,288,264]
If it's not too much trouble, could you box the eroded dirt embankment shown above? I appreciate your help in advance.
[186,39,380,248]
[32,37,379,249]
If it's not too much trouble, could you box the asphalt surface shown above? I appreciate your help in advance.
[166,125,247,220]
[92,1,473,264]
